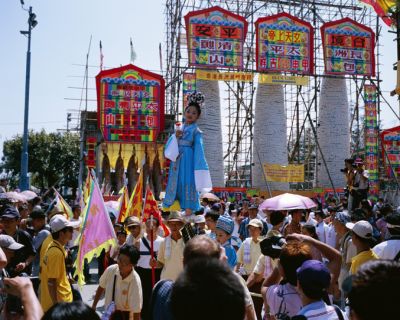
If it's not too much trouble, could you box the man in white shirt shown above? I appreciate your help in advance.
[156,211,185,281]
[92,244,142,320]
[315,211,328,244]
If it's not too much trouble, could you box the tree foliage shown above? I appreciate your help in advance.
[0,130,80,190]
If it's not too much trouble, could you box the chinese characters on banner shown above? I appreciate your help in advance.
[364,85,379,195]
[185,6,248,69]
[182,73,196,108]
[85,137,96,169]
[381,126,400,179]
[321,18,375,76]
[255,13,314,74]
[195,69,253,82]
[96,64,165,143]
[263,163,305,183]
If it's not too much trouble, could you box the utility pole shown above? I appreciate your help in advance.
[19,5,38,191]
[67,113,72,132]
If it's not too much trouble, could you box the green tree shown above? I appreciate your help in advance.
[0,130,80,191]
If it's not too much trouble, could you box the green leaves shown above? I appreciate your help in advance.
[0,130,80,190]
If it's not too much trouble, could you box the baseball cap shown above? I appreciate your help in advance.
[194,215,206,224]
[297,260,331,297]
[49,215,75,233]
[334,212,351,225]
[247,218,263,229]
[346,220,373,239]
[0,205,20,219]
[0,235,24,250]
[216,215,234,235]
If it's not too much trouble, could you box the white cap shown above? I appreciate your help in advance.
[194,215,206,224]
[50,215,75,233]
[247,218,263,229]
[346,220,373,239]
[0,235,24,250]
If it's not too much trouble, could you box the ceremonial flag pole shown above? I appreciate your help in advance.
[141,181,156,287]
[149,213,156,287]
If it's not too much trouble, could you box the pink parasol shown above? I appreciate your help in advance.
[4,192,27,203]
[200,192,220,202]
[20,190,38,201]
[259,193,317,211]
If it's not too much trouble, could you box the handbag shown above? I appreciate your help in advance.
[101,275,117,320]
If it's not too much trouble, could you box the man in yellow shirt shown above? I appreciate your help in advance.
[40,215,74,312]
[346,220,378,274]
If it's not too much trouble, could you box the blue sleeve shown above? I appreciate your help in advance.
[193,129,209,171]
[226,246,237,269]
[33,230,50,250]
[238,219,247,238]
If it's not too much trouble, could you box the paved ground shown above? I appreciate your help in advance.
[79,261,105,315]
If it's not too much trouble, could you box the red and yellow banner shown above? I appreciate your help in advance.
[381,126,400,179]
[364,84,379,195]
[321,18,375,77]
[96,64,165,143]
[185,6,248,69]
[183,73,196,108]
[255,13,314,75]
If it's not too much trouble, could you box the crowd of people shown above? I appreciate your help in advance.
[0,169,399,320]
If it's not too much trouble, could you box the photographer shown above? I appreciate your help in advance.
[352,158,369,211]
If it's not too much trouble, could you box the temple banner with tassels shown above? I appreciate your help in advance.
[88,64,172,200]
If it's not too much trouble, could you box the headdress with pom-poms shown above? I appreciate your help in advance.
[187,91,205,107]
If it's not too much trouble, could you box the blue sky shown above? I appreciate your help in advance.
[0,0,399,158]
[0,0,164,153]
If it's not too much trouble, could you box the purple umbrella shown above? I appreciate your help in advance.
[259,193,317,211]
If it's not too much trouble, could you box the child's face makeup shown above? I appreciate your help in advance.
[215,229,230,245]
[184,106,199,124]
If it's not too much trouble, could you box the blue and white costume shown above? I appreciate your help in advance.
[163,123,212,212]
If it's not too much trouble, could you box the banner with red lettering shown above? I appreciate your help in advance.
[96,64,165,143]
[185,6,248,69]
[321,18,375,76]
[381,126,400,179]
[364,85,379,195]
[183,73,196,108]
[255,13,314,75]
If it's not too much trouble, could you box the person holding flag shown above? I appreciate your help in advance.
[73,172,117,287]
[154,211,185,281]
[136,217,163,320]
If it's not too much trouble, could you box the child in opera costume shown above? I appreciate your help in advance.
[163,92,212,215]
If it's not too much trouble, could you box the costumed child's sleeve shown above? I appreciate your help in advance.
[193,129,212,193]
